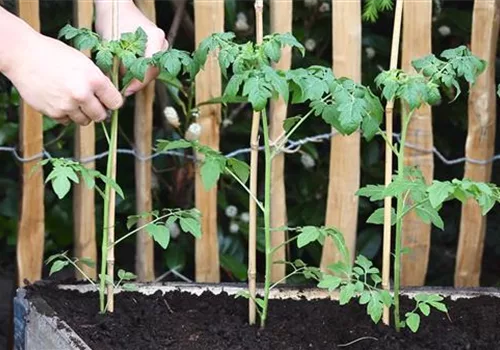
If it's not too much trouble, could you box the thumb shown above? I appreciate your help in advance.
[94,75,123,110]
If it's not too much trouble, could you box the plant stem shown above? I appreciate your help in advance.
[225,168,265,212]
[270,235,298,255]
[393,110,412,331]
[260,108,272,329]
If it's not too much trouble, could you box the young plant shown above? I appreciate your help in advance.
[156,31,384,328]
[315,45,500,333]
[41,25,203,313]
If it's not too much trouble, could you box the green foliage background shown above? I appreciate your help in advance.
[1,0,500,286]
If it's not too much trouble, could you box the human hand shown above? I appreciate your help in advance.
[95,0,168,97]
[2,31,123,126]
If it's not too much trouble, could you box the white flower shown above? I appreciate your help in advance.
[222,119,233,128]
[304,0,318,8]
[365,47,376,59]
[169,222,181,239]
[319,2,330,12]
[235,13,249,32]
[305,38,316,52]
[240,212,250,223]
[191,108,200,119]
[438,25,451,37]
[163,106,180,128]
[301,153,315,169]
[225,205,238,218]
[185,123,202,141]
[229,222,240,233]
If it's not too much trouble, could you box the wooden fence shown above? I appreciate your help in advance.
[12,0,500,288]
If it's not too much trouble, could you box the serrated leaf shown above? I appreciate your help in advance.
[156,139,193,152]
[367,208,396,225]
[415,203,444,230]
[427,181,454,208]
[297,226,321,248]
[317,275,342,291]
[359,290,371,305]
[339,283,356,305]
[356,184,386,201]
[96,49,113,73]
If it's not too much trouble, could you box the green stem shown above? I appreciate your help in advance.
[99,58,120,313]
[270,267,306,290]
[393,110,412,331]
[270,235,298,255]
[66,258,96,287]
[225,168,265,213]
[260,108,272,329]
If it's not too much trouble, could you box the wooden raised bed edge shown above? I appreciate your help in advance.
[13,283,500,350]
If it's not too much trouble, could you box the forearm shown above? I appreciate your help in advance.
[0,7,39,76]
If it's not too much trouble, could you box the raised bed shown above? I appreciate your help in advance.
[14,282,500,349]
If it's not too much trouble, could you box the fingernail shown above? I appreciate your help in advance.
[124,90,134,97]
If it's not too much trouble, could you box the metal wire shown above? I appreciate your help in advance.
[0,131,499,166]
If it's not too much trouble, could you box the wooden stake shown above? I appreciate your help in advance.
[193,0,224,282]
[455,0,500,287]
[106,0,120,313]
[73,0,96,281]
[248,0,263,326]
[269,0,292,283]
[400,0,433,287]
[382,0,404,326]
[320,0,361,271]
[16,0,44,286]
[134,0,156,282]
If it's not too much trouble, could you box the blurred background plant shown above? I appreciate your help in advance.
[0,0,499,287]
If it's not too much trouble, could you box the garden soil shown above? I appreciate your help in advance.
[27,282,500,350]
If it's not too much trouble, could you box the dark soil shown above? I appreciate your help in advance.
[26,282,500,350]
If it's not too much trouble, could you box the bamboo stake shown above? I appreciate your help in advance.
[16,0,44,286]
[248,0,263,326]
[455,0,500,287]
[134,0,156,282]
[73,0,96,281]
[193,0,223,282]
[382,0,404,326]
[105,0,120,313]
[269,0,292,283]
[320,0,361,271]
[400,0,433,287]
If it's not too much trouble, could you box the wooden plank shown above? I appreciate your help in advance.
[15,0,44,286]
[193,0,224,282]
[400,0,433,286]
[455,0,500,287]
[320,0,361,269]
[73,0,96,280]
[268,0,292,283]
[133,0,156,282]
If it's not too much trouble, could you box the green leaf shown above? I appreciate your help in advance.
[146,223,171,249]
[317,275,342,291]
[429,301,448,313]
[52,174,72,199]
[156,139,193,152]
[117,269,137,281]
[96,49,113,73]
[165,242,187,270]
[356,184,386,201]
[99,175,125,199]
[200,157,224,190]
[243,76,272,111]
[283,116,302,132]
[263,39,281,62]
[415,202,444,230]
[297,226,321,248]
[179,217,202,239]
[226,158,250,184]
[122,283,138,292]
[339,283,356,305]
[129,58,151,82]
[405,312,420,333]
[224,73,246,97]
[126,215,139,230]
[367,208,396,225]
[367,298,383,323]
[427,181,454,208]
[419,302,430,316]
[49,260,69,276]
[359,290,371,305]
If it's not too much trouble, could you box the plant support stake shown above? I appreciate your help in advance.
[248,0,263,326]
[382,0,403,326]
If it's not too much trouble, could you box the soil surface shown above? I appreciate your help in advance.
[27,282,500,350]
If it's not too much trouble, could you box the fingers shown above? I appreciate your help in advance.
[69,108,92,126]
[92,74,123,110]
[52,115,71,126]
[80,95,108,122]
